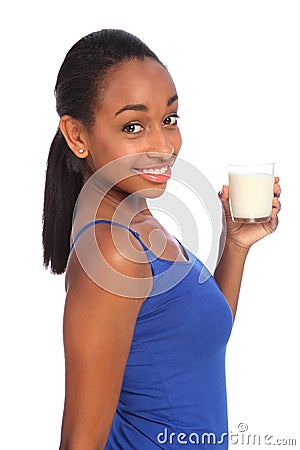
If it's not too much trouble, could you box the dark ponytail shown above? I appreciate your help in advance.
[43,129,88,274]
[43,29,161,274]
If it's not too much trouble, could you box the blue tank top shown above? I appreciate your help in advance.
[70,220,233,449]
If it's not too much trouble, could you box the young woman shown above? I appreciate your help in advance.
[43,29,281,450]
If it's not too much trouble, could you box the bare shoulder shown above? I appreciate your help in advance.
[66,221,153,301]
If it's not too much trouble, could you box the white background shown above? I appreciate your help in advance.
[1,0,299,448]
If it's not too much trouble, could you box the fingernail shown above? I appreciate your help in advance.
[218,187,224,198]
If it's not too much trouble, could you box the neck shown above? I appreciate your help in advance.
[98,187,151,223]
[73,175,153,235]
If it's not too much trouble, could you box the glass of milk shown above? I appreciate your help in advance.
[228,163,274,223]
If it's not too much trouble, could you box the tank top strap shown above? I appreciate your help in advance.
[70,219,150,255]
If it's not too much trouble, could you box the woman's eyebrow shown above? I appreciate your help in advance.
[115,104,147,116]
[167,94,178,107]
[114,94,178,117]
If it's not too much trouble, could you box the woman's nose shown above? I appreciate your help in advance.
[146,127,174,159]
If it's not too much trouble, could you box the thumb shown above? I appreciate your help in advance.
[218,185,231,218]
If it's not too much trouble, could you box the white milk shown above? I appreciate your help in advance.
[229,172,274,222]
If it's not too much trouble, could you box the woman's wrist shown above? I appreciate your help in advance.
[223,236,251,257]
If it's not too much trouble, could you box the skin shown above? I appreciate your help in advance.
[58,57,281,449]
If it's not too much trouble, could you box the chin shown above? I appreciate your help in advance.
[116,176,167,199]
[138,186,166,199]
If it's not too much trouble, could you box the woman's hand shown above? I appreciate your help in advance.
[218,177,281,250]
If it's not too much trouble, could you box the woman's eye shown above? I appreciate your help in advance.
[163,114,179,126]
[122,123,143,134]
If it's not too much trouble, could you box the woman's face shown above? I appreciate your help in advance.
[85,57,182,197]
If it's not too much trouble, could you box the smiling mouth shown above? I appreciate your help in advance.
[132,164,172,184]
[134,165,169,175]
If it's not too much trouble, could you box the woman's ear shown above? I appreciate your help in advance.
[59,115,89,159]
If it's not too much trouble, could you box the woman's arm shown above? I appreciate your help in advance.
[59,226,152,450]
[214,179,281,319]
[214,239,249,319]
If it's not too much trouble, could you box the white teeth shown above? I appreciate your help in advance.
[141,166,168,175]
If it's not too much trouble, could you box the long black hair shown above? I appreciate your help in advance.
[42,29,161,274]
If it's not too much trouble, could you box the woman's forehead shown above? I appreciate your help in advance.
[100,58,177,110]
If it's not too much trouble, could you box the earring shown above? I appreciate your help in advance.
[78,148,85,154]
